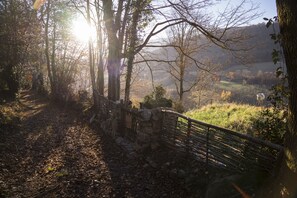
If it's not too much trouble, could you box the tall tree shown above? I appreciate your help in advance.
[124,0,152,102]
[272,0,297,197]
[102,0,127,101]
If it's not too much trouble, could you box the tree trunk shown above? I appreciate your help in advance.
[97,54,104,95]
[124,0,141,102]
[44,0,53,94]
[179,54,185,102]
[51,19,57,96]
[103,0,121,101]
[95,0,104,96]
[273,1,297,197]
[86,0,97,105]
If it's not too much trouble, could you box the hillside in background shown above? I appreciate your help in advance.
[131,23,282,108]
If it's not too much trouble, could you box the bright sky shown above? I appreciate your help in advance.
[256,0,277,20]
[212,0,277,24]
[147,0,278,42]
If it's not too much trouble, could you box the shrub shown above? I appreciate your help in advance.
[251,108,286,145]
[220,90,232,102]
[173,101,184,113]
[142,85,172,109]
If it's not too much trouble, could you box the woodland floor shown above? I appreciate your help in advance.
[0,91,190,198]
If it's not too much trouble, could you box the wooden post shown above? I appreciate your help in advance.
[186,120,192,154]
[174,115,178,146]
[206,126,210,182]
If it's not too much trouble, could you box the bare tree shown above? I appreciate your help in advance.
[129,0,258,106]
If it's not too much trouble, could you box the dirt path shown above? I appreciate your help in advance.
[0,91,189,198]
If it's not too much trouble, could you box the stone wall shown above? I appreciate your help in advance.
[99,104,165,154]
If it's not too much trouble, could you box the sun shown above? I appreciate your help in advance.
[71,16,96,43]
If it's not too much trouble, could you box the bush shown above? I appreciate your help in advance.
[142,85,172,109]
[173,101,184,113]
[251,108,286,145]
[0,105,20,129]
[220,90,232,102]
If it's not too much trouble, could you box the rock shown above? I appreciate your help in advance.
[140,109,152,121]
[146,157,157,168]
[115,137,124,145]
[170,168,178,178]
[150,142,160,150]
[143,164,149,168]
[89,114,96,124]
[151,108,162,121]
[149,161,157,168]
[177,169,186,178]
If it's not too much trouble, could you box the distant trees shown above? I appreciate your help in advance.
[42,0,85,101]
[1,0,260,108]
[0,0,40,98]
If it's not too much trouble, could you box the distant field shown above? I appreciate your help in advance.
[216,80,268,93]
[215,80,270,105]
[222,61,277,74]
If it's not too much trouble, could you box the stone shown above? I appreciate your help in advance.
[177,169,186,178]
[140,109,152,121]
[115,137,124,145]
[137,133,150,143]
[150,142,160,150]
[151,108,162,121]
[145,158,157,168]
[143,164,149,168]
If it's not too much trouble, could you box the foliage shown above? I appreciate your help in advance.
[243,16,289,146]
[220,90,232,102]
[173,101,185,113]
[142,85,172,109]
[0,104,20,129]
[264,16,289,110]
[0,0,40,97]
[250,108,286,145]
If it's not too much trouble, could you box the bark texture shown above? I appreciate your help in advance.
[274,0,297,197]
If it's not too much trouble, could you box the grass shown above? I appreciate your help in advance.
[185,103,264,133]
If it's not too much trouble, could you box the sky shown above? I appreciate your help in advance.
[257,0,277,20]
[212,0,277,24]
[148,0,278,42]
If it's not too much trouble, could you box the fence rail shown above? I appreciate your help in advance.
[161,109,283,174]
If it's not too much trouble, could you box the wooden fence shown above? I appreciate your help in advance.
[96,96,283,175]
[161,110,283,175]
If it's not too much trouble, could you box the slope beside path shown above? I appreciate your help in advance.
[0,91,188,198]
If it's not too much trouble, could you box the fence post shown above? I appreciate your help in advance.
[174,114,178,146]
[206,126,210,181]
[186,120,191,154]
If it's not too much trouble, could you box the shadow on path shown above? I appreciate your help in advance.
[0,91,188,198]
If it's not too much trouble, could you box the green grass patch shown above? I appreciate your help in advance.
[185,103,264,133]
